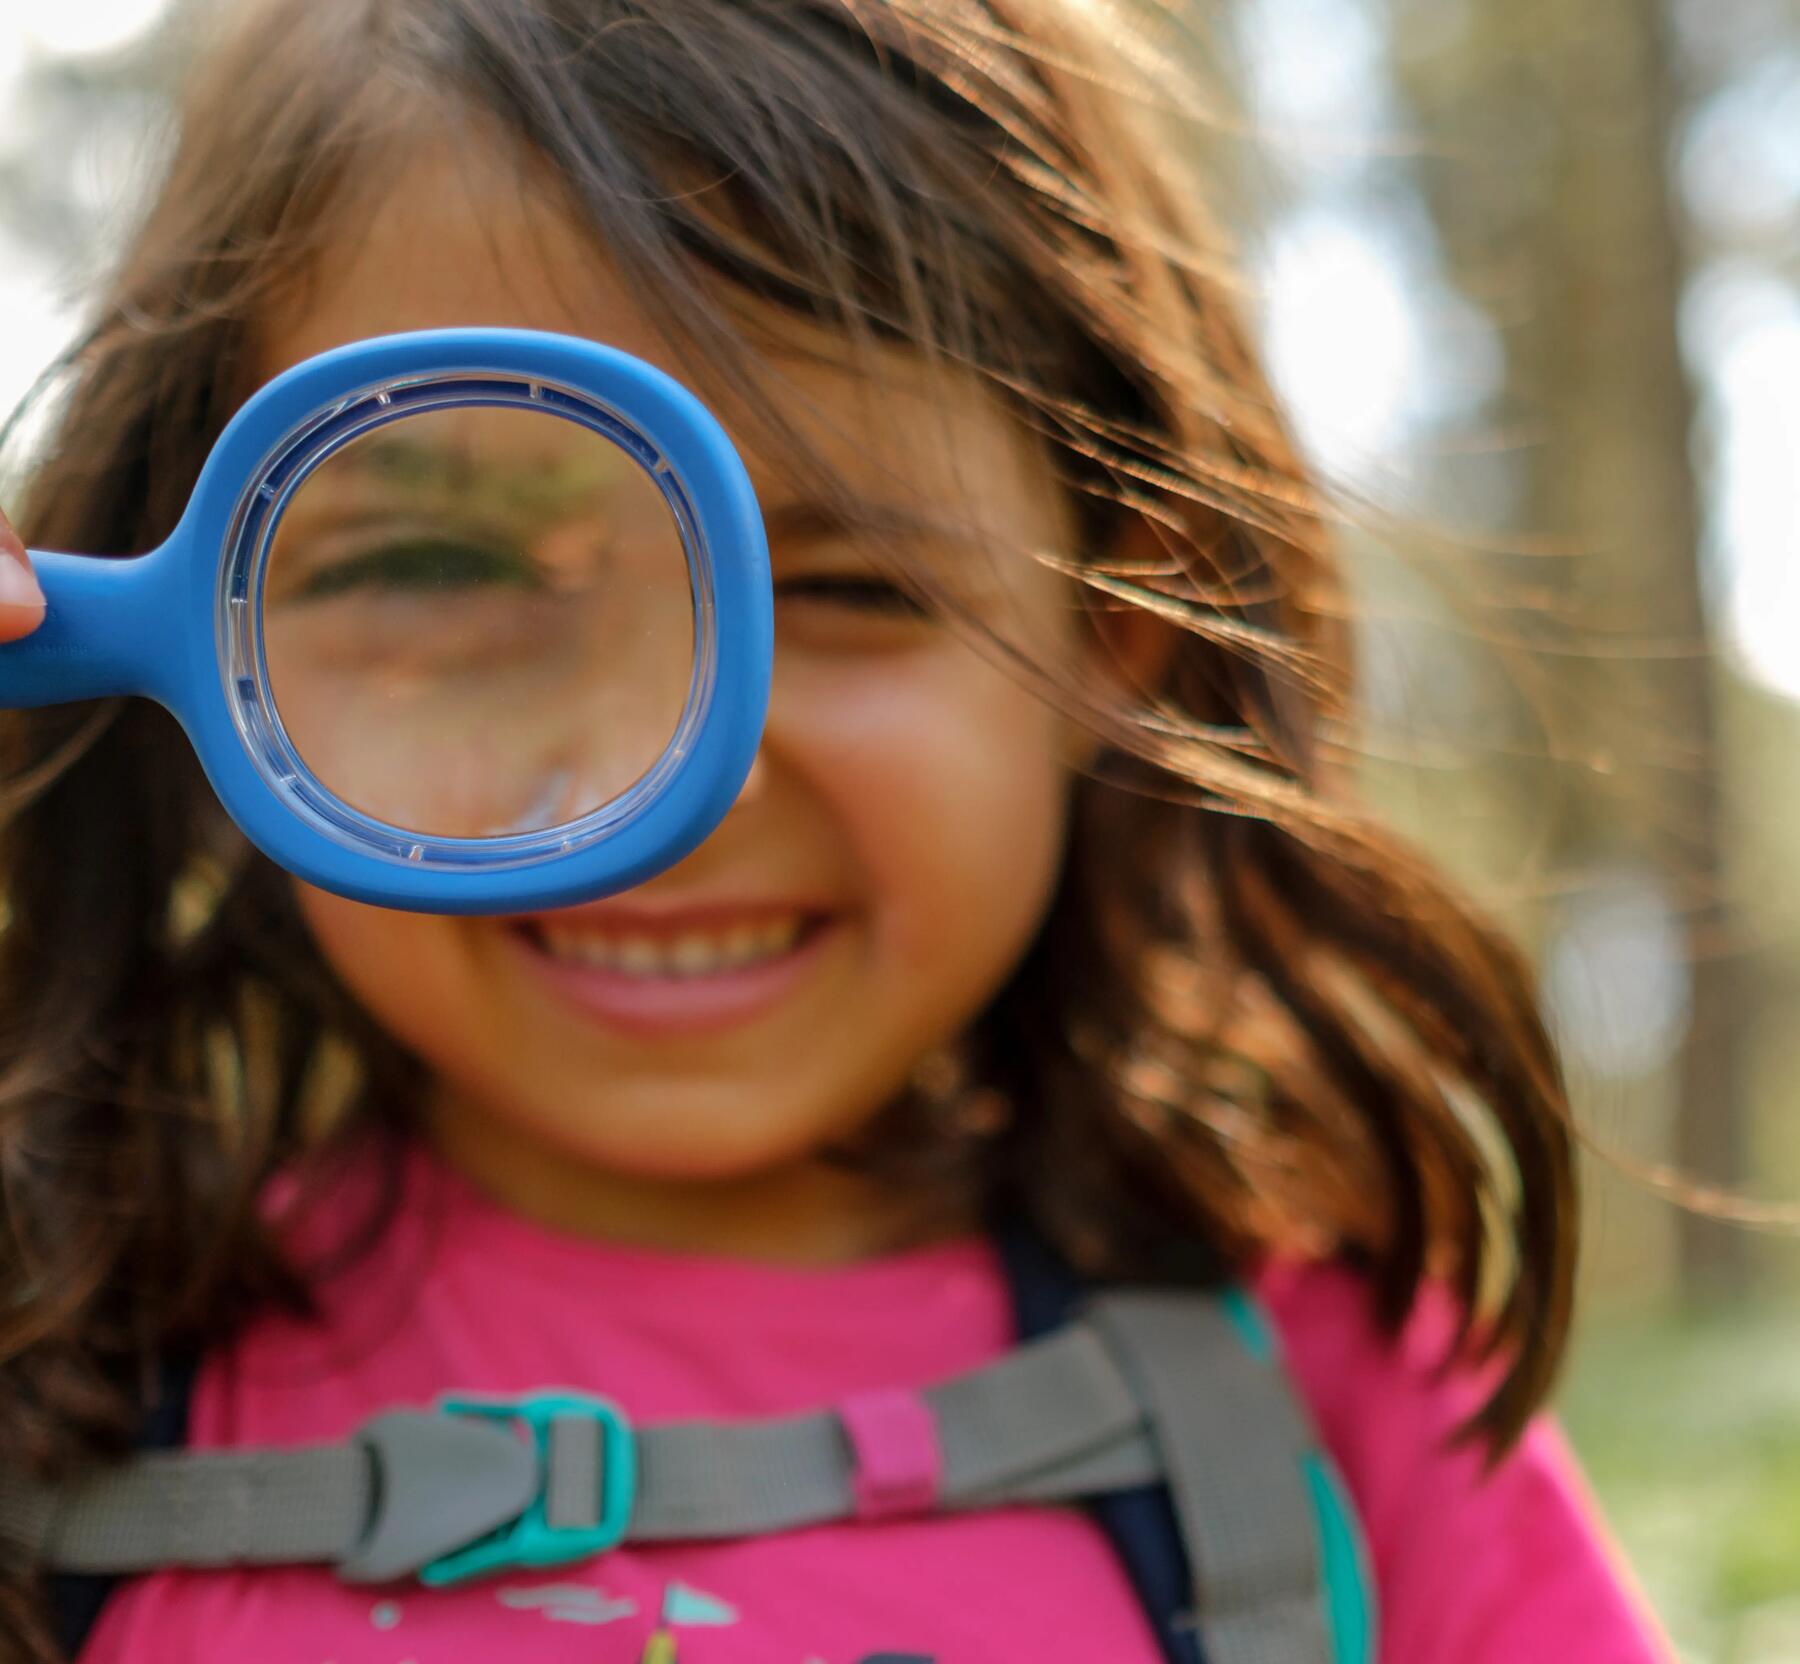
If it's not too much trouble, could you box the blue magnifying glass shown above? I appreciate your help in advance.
[0,328,773,914]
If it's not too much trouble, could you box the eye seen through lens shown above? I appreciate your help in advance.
[260,405,697,840]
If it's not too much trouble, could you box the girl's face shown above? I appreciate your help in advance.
[267,140,1122,1243]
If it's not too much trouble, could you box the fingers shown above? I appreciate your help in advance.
[0,506,46,642]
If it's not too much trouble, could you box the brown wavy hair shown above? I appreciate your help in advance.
[0,0,1574,1651]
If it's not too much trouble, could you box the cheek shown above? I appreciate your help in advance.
[291,881,484,1060]
[783,647,1074,971]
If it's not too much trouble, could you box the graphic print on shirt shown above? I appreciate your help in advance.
[471,1577,936,1663]
[495,1582,641,1624]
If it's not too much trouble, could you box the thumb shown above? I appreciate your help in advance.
[0,506,46,640]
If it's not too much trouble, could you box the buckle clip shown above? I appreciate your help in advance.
[419,1390,636,1588]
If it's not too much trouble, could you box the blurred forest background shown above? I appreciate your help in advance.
[1,0,1798,1657]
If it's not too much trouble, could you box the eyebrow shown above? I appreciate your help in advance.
[759,497,953,548]
[320,436,635,520]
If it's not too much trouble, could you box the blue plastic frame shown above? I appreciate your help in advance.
[2,328,773,914]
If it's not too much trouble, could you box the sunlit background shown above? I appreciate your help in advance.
[3,0,1799,1656]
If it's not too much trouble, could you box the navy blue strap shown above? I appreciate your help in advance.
[993,1222,1204,1664]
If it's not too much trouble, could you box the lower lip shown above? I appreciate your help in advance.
[502,918,838,1038]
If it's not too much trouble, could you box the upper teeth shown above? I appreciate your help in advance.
[538,916,804,977]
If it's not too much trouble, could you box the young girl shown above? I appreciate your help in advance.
[0,0,1670,1660]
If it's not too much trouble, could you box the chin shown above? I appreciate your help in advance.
[530,1099,854,1184]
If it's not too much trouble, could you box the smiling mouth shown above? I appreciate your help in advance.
[510,911,831,980]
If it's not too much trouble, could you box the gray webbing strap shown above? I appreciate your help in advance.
[630,1319,1152,1538]
[0,1443,369,1574]
[0,1410,543,1584]
[543,1414,603,1531]
[1088,1292,1334,1664]
[0,1323,1156,1575]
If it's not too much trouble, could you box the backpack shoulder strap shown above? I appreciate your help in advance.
[994,1225,1375,1664]
[994,1222,1203,1664]
[1206,1289,1375,1664]
[1087,1289,1374,1664]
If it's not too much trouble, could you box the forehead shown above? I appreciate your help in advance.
[252,135,1075,556]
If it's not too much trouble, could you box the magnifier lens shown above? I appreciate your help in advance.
[261,404,696,840]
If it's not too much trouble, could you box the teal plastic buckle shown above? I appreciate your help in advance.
[419,1390,637,1588]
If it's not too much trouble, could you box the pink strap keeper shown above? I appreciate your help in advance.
[839,1386,943,1521]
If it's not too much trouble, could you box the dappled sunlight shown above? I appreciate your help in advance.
[19,0,168,59]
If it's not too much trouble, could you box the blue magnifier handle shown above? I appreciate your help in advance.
[2,546,180,708]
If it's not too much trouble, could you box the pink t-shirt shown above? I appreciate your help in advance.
[82,1148,1668,1663]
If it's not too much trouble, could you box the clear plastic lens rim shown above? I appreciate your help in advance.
[217,371,717,873]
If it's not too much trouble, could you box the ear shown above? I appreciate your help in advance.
[1064,507,1184,766]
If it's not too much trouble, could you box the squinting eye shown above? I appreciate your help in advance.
[290,536,546,600]
[773,575,931,617]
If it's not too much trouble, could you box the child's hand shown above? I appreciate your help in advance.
[0,506,46,640]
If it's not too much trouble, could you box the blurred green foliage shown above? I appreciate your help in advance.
[1564,1305,1800,1661]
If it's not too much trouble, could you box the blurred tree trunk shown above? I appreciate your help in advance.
[1390,0,1747,1301]
[1557,0,1746,1301]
